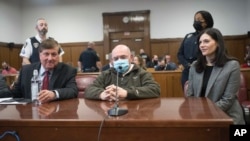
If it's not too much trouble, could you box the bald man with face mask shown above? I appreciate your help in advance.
[85,44,160,101]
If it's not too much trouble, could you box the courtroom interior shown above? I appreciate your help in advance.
[0,0,250,141]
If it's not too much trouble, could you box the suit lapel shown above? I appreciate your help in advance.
[205,66,222,96]
[49,63,62,89]
[195,71,203,97]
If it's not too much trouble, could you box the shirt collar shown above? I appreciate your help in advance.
[39,66,53,76]
[35,34,48,43]
[35,34,43,43]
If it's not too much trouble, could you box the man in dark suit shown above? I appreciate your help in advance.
[11,38,78,103]
[0,74,12,98]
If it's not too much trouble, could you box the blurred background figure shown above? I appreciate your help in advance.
[102,53,113,71]
[78,41,102,72]
[139,48,150,65]
[241,44,250,68]
[1,61,18,75]
[154,57,166,71]
[164,54,177,70]
[147,55,158,68]
[133,55,147,70]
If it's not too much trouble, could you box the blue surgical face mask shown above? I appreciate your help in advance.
[113,59,129,74]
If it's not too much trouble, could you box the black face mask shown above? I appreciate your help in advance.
[3,66,9,70]
[153,60,158,65]
[193,21,203,31]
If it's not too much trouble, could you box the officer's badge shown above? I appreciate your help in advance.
[33,43,39,48]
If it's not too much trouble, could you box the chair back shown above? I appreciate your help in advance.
[238,73,248,104]
[76,75,97,98]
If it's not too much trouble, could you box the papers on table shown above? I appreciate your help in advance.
[0,97,31,105]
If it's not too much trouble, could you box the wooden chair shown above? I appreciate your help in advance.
[238,73,250,124]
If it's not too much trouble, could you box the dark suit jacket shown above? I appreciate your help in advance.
[11,63,78,100]
[0,74,12,98]
[101,63,111,71]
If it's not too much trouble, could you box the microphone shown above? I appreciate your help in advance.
[107,66,128,116]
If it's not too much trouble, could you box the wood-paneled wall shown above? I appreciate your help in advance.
[0,42,22,71]
[0,35,249,71]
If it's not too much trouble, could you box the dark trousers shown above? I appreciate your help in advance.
[181,68,189,90]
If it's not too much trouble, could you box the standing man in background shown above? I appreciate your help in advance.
[20,18,64,65]
[78,41,102,72]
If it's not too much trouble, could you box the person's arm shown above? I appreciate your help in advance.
[53,66,78,100]
[177,35,191,68]
[22,57,31,65]
[96,61,102,72]
[59,56,63,62]
[187,62,195,97]
[124,70,160,99]
[215,61,241,111]
[85,72,107,100]
[20,38,32,65]
[77,61,82,72]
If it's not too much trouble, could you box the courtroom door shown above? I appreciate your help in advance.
[103,10,150,63]
[110,31,144,55]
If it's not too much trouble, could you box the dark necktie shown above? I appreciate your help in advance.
[42,71,49,90]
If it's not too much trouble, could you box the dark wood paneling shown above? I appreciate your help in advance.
[0,42,22,71]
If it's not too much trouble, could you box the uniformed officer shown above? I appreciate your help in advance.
[20,18,64,65]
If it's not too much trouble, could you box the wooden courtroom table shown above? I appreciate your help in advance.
[0,97,232,141]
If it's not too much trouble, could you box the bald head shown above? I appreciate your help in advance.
[112,44,132,62]
[88,41,95,48]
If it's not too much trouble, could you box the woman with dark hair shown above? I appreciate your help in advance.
[187,28,245,124]
[133,55,147,70]
[177,10,214,89]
